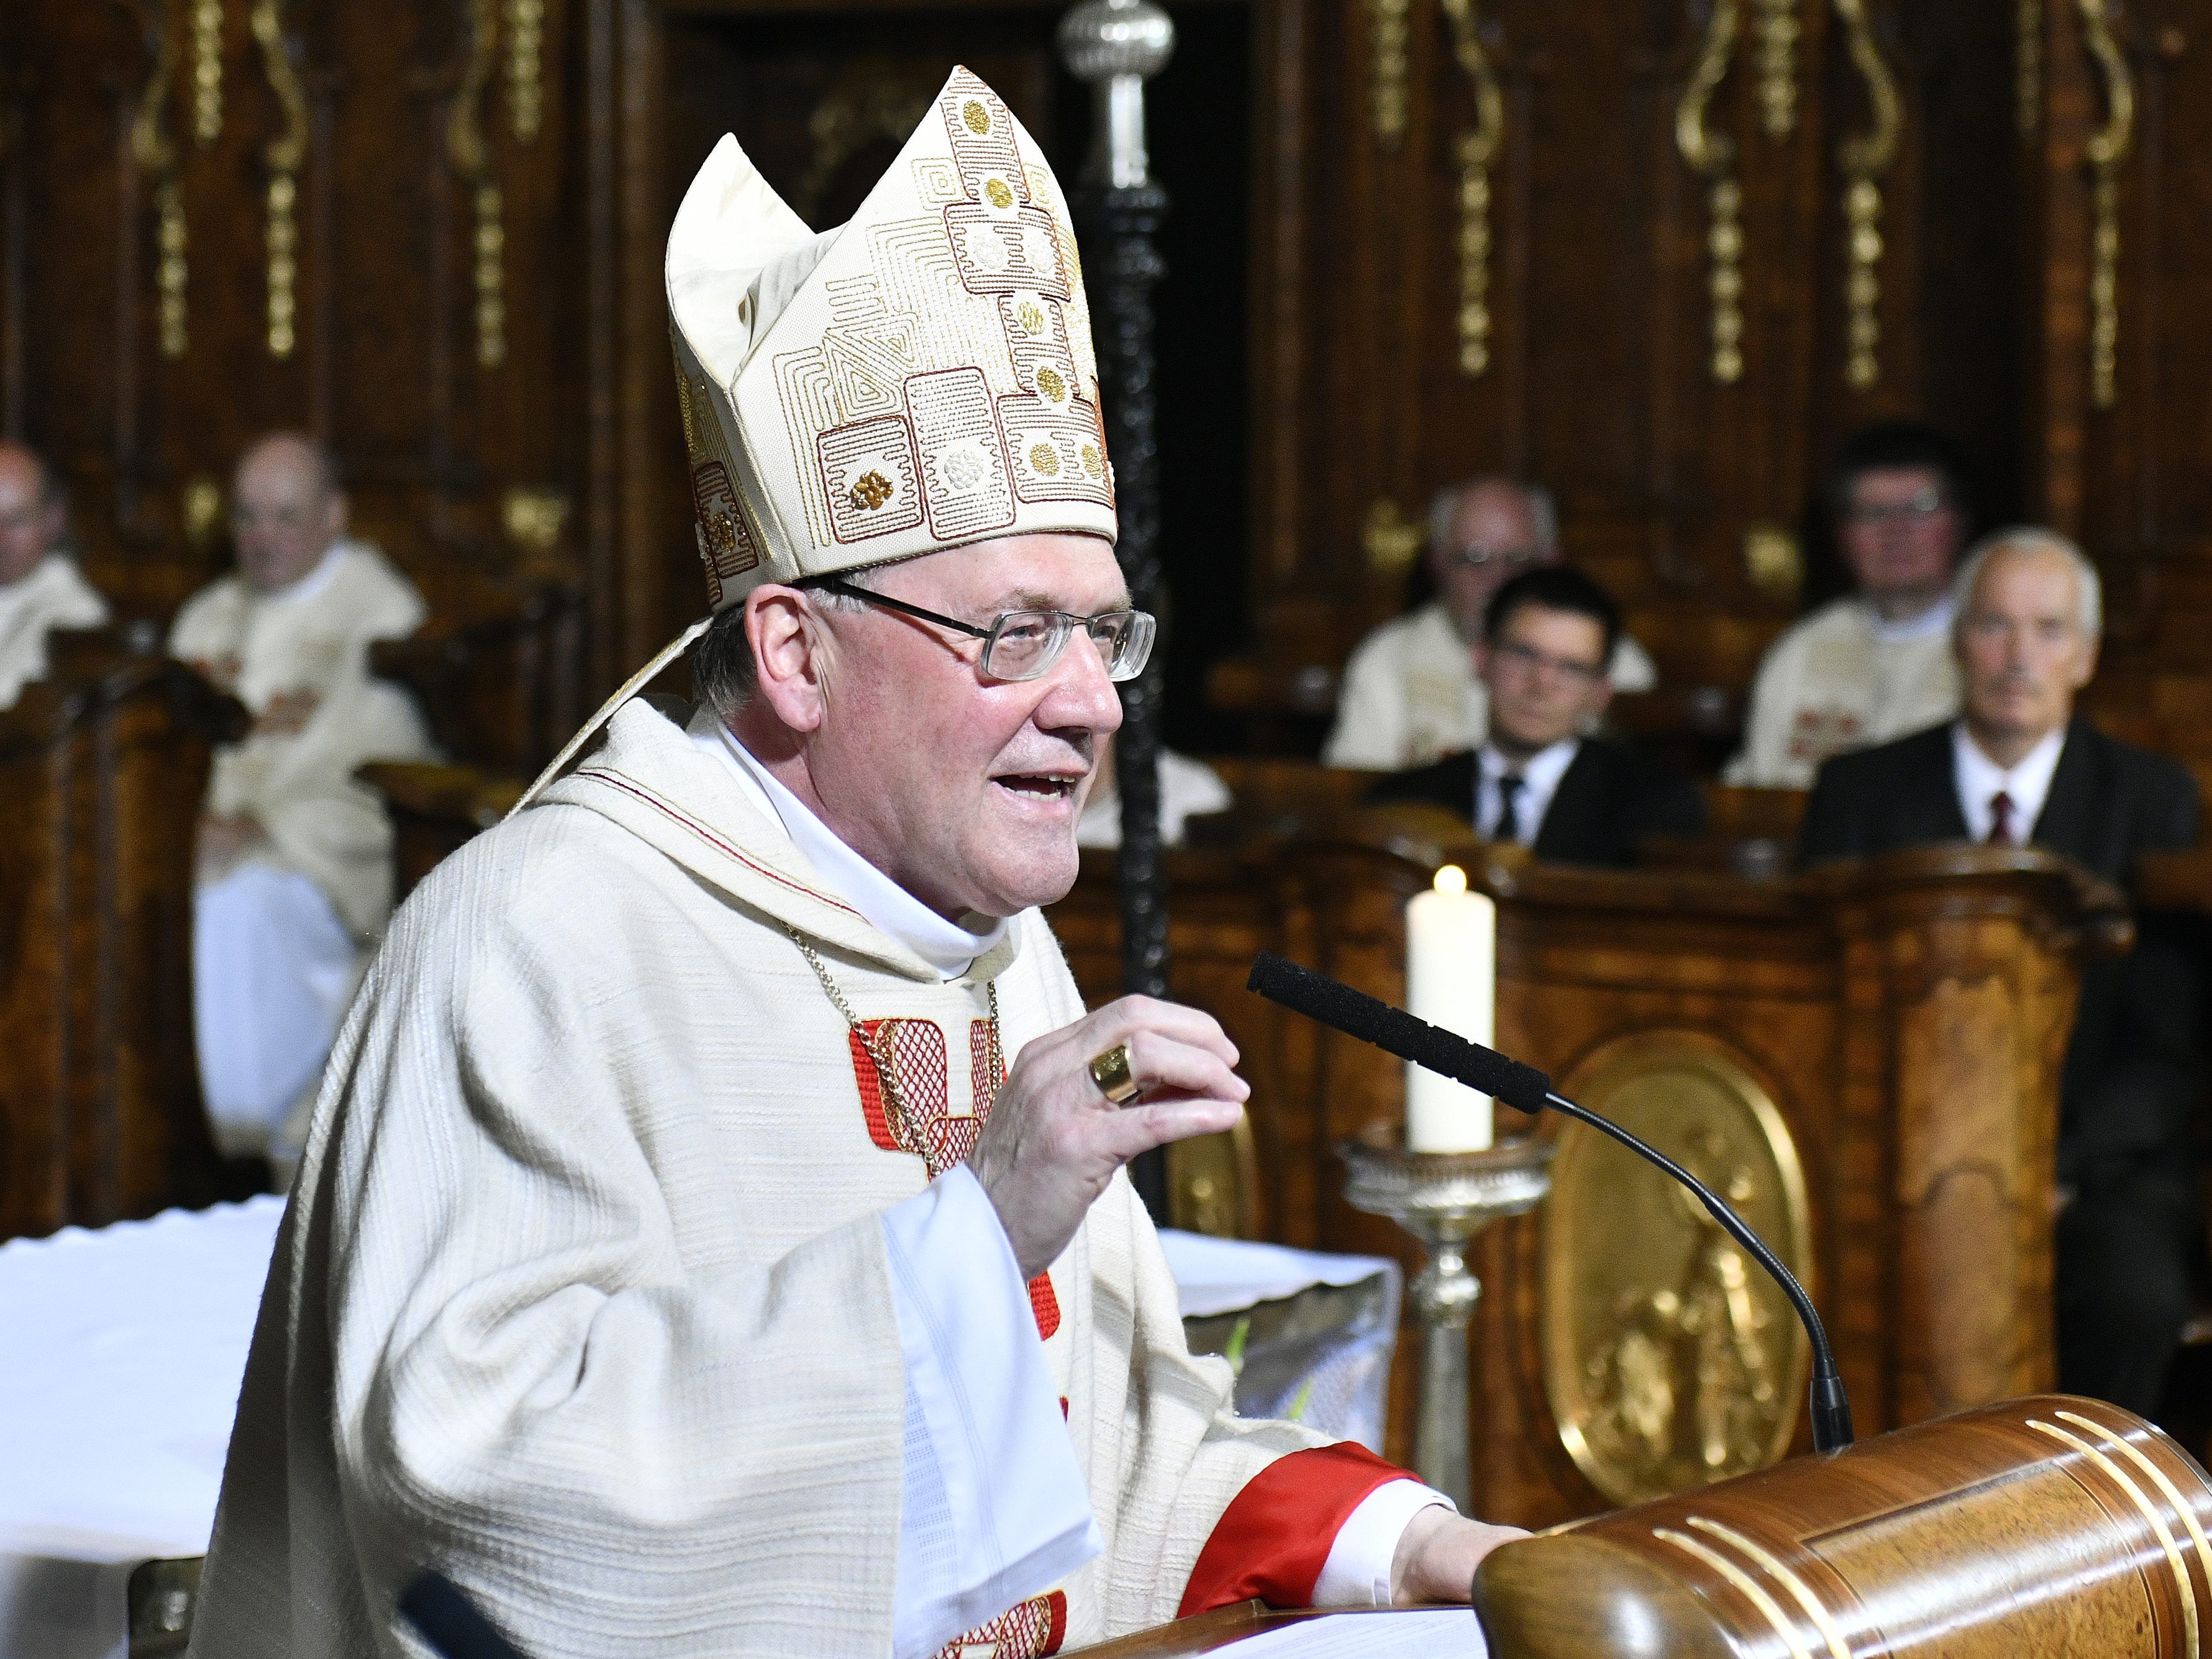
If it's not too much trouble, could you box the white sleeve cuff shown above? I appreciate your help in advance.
[883,1165,1102,1659]
[1309,1478,1455,1609]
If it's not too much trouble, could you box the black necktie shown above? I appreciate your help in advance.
[1491,772,1525,843]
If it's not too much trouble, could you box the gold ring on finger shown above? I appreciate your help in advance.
[1089,1041,1142,1104]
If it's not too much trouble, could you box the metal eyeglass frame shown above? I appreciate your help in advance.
[810,576,1156,683]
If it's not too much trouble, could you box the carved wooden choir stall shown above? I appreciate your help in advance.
[0,627,247,1242]
[1049,799,2126,1529]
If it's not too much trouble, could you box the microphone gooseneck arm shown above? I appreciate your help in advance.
[1245,950,1854,1453]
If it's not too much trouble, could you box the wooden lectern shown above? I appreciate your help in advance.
[1473,1394,2212,1658]
[1073,1396,2212,1657]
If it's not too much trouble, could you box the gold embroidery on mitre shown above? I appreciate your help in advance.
[666,68,1115,611]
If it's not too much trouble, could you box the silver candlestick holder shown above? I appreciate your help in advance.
[1339,1127,1555,1511]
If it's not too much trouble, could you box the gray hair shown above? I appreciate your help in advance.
[690,573,876,724]
[1427,477,1559,557]
[1951,525,2102,640]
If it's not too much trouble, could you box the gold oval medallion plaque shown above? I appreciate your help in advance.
[1543,1033,1813,1507]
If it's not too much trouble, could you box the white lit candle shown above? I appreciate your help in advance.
[1404,863,1496,1152]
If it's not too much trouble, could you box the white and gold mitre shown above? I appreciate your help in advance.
[665,66,1117,613]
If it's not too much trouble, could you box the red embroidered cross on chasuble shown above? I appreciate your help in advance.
[843,1018,1413,1655]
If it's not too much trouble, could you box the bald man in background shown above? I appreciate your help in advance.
[170,433,436,1173]
[0,443,109,706]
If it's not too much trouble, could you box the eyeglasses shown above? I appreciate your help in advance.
[1490,639,1605,688]
[812,577,1157,684]
[1844,485,1949,526]
[1441,541,1544,571]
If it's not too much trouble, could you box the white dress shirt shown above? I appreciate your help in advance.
[1952,722,2067,843]
[1475,737,1580,846]
[691,717,1449,1651]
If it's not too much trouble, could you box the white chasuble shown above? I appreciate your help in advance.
[187,698,1377,1659]
[0,555,109,708]
[1727,595,1962,788]
[168,539,436,939]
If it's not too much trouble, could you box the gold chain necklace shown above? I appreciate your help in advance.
[790,927,1003,1178]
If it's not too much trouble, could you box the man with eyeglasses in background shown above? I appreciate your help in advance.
[1367,567,1703,865]
[1322,476,1657,770]
[1726,421,1972,788]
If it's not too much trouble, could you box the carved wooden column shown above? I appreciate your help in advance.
[1061,0,1175,1216]
[1829,850,2120,1425]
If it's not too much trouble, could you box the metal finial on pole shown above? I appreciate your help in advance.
[1059,0,1177,187]
[1062,0,1176,1222]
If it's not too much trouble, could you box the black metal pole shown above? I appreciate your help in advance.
[1063,1,1176,1222]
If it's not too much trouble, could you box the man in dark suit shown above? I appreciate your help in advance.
[1366,566,1705,865]
[1801,527,2202,1420]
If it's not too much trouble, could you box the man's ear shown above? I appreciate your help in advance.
[325,489,350,540]
[746,585,829,734]
[1582,676,1617,724]
[1468,636,1491,678]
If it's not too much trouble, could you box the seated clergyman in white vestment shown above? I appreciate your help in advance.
[187,73,1523,1659]
[1322,478,1657,770]
[0,442,109,708]
[1725,421,1972,788]
[168,434,435,1168]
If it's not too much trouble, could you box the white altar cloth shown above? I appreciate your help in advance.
[0,1196,284,1659]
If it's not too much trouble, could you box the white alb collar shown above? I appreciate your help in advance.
[1867,593,1954,645]
[693,719,1009,980]
[254,541,346,607]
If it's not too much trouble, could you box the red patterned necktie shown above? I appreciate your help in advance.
[1987,790,2015,846]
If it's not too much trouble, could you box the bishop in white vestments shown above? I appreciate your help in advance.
[189,71,1521,1659]
[0,442,109,708]
[170,434,437,1165]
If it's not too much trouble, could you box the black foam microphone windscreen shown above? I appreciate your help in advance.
[1246,951,1551,1114]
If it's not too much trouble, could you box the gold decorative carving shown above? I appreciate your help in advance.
[2017,0,2042,139]
[183,476,225,553]
[131,13,189,358]
[1362,497,1425,576]
[2080,0,2133,410]
[1677,0,1745,383]
[1439,0,1505,378]
[448,0,506,367]
[250,0,308,359]
[1543,1034,1813,1506]
[192,0,224,145]
[1834,0,1901,391]
[1752,0,1800,139]
[1371,0,1413,147]
[796,72,934,223]
[1743,522,1803,602]
[504,0,544,141]
[501,486,570,557]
